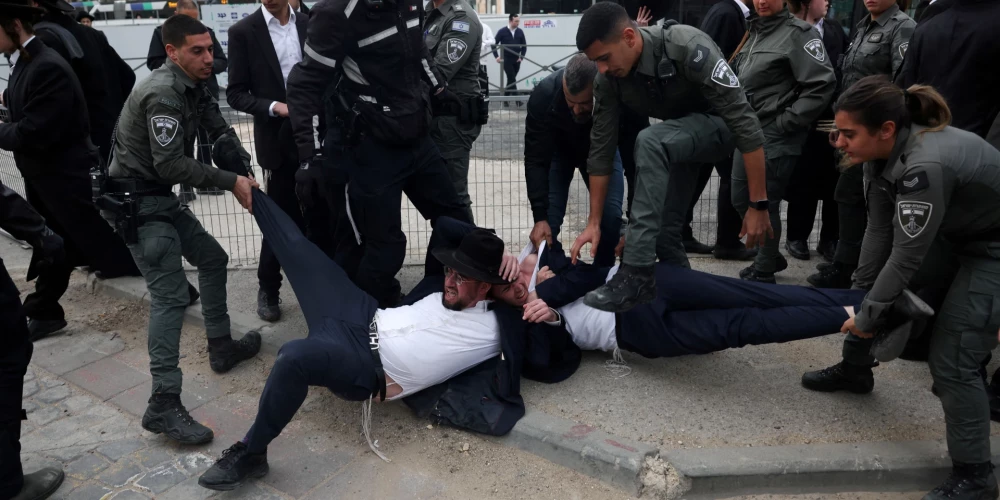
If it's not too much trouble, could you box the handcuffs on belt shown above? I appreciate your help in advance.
[369,318,387,402]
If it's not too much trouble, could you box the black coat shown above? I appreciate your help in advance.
[147,25,227,99]
[699,0,747,59]
[401,217,580,436]
[34,12,134,161]
[225,9,308,171]
[492,26,526,66]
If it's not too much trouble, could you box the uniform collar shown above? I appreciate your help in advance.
[165,59,198,89]
[871,3,900,27]
[748,6,792,33]
[732,0,750,18]
[635,27,659,78]
[881,124,913,180]
[429,0,461,13]
[261,4,296,26]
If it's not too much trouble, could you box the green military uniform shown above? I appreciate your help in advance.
[729,8,836,274]
[834,3,915,364]
[855,124,1000,465]
[424,0,482,223]
[109,59,250,395]
[589,24,764,268]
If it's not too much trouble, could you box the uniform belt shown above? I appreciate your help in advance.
[369,318,387,402]
[108,178,173,197]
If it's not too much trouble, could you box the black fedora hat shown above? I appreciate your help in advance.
[432,229,509,285]
[33,0,74,14]
[0,0,46,17]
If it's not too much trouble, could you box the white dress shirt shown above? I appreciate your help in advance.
[480,23,495,57]
[814,17,825,39]
[261,5,301,117]
[733,0,750,19]
[377,293,501,400]
[558,266,619,352]
[8,35,36,68]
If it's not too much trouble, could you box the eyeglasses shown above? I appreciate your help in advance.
[445,267,475,286]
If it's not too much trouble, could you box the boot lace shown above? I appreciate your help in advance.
[215,443,248,470]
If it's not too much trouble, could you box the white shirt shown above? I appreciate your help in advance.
[261,5,301,117]
[733,0,750,19]
[480,23,495,57]
[8,36,36,68]
[814,17,825,39]
[558,266,619,352]
[377,293,500,400]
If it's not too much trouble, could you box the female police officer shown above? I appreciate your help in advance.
[835,75,1000,500]
[730,0,836,283]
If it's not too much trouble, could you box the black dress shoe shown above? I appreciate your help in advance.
[209,331,262,374]
[870,289,935,362]
[584,264,656,313]
[739,266,776,284]
[142,393,214,445]
[683,237,714,254]
[12,467,64,500]
[739,254,787,279]
[712,245,758,261]
[199,442,269,491]
[785,240,810,260]
[188,281,200,306]
[27,319,67,342]
[817,240,838,262]
[256,289,280,322]
[801,361,875,394]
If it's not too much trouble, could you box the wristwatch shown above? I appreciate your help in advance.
[751,199,769,211]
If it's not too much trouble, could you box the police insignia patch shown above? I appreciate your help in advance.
[451,20,470,33]
[150,116,179,147]
[804,39,826,62]
[710,59,739,88]
[897,201,932,238]
[899,42,909,58]
[867,32,883,43]
[447,38,468,63]
[688,44,709,72]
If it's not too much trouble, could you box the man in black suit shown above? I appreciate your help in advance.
[226,0,310,322]
[492,12,526,105]
[146,0,228,200]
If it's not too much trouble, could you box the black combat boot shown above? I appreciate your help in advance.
[739,254,788,280]
[256,289,280,322]
[801,361,875,394]
[923,461,999,500]
[584,264,656,313]
[785,240,810,260]
[807,261,854,288]
[869,289,935,362]
[198,442,269,491]
[26,319,67,342]
[11,467,64,500]
[683,235,714,254]
[209,331,262,374]
[817,240,837,262]
[739,266,776,284]
[141,393,214,445]
[712,244,758,261]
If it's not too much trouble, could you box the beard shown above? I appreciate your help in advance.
[442,292,467,311]
[571,112,592,124]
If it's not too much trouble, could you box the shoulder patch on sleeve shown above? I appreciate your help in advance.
[687,44,710,72]
[897,200,932,238]
[451,20,470,33]
[898,41,909,59]
[896,170,929,194]
[150,115,180,147]
[710,59,740,88]
[157,97,183,110]
[804,38,826,63]
[446,38,468,63]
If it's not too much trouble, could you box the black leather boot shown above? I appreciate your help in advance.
[11,468,64,500]
[923,461,999,500]
[26,319,67,342]
[256,289,280,322]
[785,240,810,260]
[198,442,269,491]
[801,361,875,394]
[584,264,656,313]
[141,393,214,445]
[209,331,262,374]
[807,261,854,289]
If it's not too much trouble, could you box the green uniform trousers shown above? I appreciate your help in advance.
[430,116,481,224]
[731,154,798,273]
[928,246,1000,464]
[127,196,231,395]
[624,113,733,269]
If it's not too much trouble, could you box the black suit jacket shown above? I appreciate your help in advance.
[699,0,748,60]
[146,25,227,99]
[225,9,308,171]
[820,17,848,99]
[0,39,98,178]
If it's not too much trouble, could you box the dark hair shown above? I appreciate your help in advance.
[563,53,597,95]
[509,12,518,20]
[0,15,36,62]
[786,0,809,15]
[576,2,634,51]
[175,0,198,10]
[835,75,952,135]
[161,13,208,48]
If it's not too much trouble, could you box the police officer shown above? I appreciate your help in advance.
[808,0,913,289]
[569,2,770,312]
[287,0,474,308]
[832,76,1000,500]
[108,15,262,445]
[730,0,836,283]
[424,0,483,223]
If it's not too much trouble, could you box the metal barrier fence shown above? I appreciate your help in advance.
[0,98,830,268]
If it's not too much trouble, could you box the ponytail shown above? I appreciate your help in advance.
[835,75,952,135]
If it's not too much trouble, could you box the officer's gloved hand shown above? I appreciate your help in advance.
[26,227,65,281]
[431,88,463,117]
[295,154,325,208]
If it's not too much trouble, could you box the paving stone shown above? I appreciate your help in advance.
[302,456,447,500]
[111,380,220,418]
[59,394,99,415]
[96,439,147,461]
[109,384,153,418]
[31,329,125,375]
[63,358,150,401]
[31,406,63,426]
[65,452,110,480]
[47,476,80,500]
[213,482,289,500]
[135,463,187,494]
[24,368,35,382]
[41,378,66,389]
[263,433,355,498]
[135,447,175,469]
[77,416,135,447]
[109,490,151,500]
[156,476,216,500]
[36,385,70,404]
[22,400,38,413]
[22,379,40,398]
[189,396,256,456]
[177,452,215,476]
[19,452,61,472]
[41,444,97,462]
[60,483,111,500]
[95,461,144,488]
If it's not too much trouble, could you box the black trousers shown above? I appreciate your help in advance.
[832,165,867,267]
[682,155,744,248]
[503,61,520,96]
[0,261,32,498]
[257,167,307,293]
[478,65,488,94]
[785,131,839,243]
[343,135,470,307]
[244,191,377,454]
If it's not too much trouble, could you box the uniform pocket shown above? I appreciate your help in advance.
[968,271,1000,331]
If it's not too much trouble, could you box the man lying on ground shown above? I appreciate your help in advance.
[198,192,578,492]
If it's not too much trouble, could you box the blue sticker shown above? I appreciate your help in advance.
[451,20,470,33]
